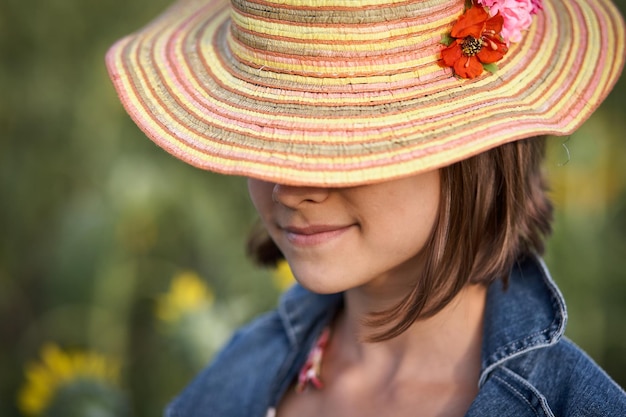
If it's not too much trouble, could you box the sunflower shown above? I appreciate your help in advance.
[18,344,125,416]
[272,260,296,292]
[155,270,215,323]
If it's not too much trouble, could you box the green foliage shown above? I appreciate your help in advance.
[1,0,625,415]
[482,62,498,73]
[440,33,454,46]
[44,380,129,417]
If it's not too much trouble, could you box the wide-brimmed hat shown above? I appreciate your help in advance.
[106,0,625,186]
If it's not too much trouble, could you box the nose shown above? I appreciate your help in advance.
[272,183,330,208]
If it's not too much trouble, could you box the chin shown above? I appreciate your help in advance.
[299,282,346,295]
[290,267,352,295]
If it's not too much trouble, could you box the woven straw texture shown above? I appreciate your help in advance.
[107,0,626,186]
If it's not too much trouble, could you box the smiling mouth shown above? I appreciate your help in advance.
[282,224,354,247]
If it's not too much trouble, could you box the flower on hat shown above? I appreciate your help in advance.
[529,0,543,14]
[440,5,509,79]
[478,0,538,44]
[441,0,543,79]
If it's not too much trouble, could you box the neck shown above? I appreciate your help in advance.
[332,283,487,384]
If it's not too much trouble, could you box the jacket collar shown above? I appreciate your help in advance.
[479,255,567,386]
[277,255,567,386]
[278,283,342,350]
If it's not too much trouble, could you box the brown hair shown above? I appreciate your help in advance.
[247,136,553,342]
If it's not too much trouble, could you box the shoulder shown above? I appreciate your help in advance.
[165,308,289,417]
[165,284,342,417]
[504,337,626,416]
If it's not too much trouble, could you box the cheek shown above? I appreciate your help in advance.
[368,208,435,259]
[247,179,274,222]
[409,171,441,239]
[409,187,440,251]
[364,176,440,256]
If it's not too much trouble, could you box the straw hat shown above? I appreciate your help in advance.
[106,0,625,186]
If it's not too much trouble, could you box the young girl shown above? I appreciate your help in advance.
[106,0,626,415]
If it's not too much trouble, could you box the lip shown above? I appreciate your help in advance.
[281,224,354,247]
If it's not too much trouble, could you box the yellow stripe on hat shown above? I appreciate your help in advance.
[229,9,454,41]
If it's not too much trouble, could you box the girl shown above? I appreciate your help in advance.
[106,0,626,415]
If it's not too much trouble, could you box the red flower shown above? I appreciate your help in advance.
[441,5,508,79]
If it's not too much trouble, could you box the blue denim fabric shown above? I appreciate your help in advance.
[165,256,626,416]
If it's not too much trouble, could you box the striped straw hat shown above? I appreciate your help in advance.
[106,0,625,186]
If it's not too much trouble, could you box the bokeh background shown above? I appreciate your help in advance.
[1,0,625,415]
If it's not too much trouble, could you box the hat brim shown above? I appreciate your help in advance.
[106,0,625,186]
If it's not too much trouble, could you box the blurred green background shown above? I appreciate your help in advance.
[1,0,625,415]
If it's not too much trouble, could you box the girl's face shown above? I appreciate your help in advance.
[248,171,440,295]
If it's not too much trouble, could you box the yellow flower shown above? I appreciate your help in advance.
[272,260,295,291]
[18,344,120,416]
[156,270,215,323]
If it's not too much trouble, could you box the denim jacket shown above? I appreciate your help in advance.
[166,256,626,416]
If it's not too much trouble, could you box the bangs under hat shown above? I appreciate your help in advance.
[106,0,625,186]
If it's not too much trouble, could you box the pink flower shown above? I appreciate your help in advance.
[478,0,535,44]
[530,0,543,15]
